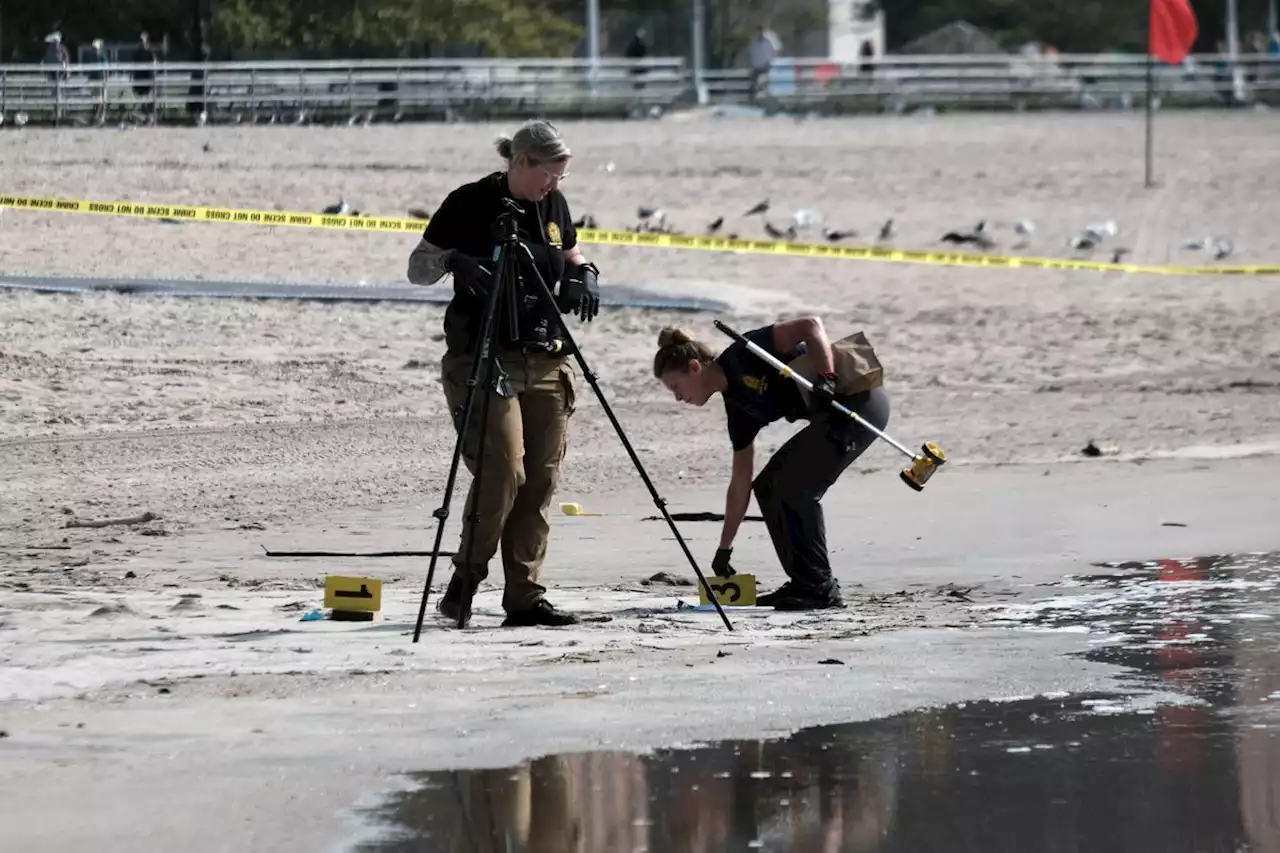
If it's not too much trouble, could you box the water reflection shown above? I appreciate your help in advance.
[354,552,1280,853]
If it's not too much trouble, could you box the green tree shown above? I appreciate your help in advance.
[212,0,582,57]
[0,0,581,61]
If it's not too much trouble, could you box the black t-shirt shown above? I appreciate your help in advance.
[424,171,577,352]
[716,325,808,451]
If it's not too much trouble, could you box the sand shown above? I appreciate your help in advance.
[3,110,1280,850]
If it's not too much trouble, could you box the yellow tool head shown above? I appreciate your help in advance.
[900,442,946,491]
[900,464,928,491]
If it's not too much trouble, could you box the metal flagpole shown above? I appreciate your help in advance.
[1226,0,1245,102]
[692,0,707,104]
[1145,1,1155,188]
[587,0,600,86]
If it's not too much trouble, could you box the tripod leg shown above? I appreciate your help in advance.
[516,252,734,631]
[412,247,510,641]
[453,357,499,629]
[565,350,734,631]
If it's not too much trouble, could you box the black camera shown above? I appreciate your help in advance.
[484,199,596,352]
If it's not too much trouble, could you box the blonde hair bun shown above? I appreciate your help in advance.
[657,327,696,348]
[495,119,570,165]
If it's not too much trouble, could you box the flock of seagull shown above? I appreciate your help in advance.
[317,195,1236,264]
[595,199,1238,264]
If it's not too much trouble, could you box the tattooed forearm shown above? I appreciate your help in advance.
[565,245,588,266]
[407,239,451,285]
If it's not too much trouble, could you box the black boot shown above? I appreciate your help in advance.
[437,573,478,627]
[769,579,845,611]
[755,581,798,607]
[501,599,579,627]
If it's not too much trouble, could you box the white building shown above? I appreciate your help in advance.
[828,0,885,61]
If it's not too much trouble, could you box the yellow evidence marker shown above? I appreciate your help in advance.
[323,575,383,621]
[698,574,758,607]
[560,502,602,517]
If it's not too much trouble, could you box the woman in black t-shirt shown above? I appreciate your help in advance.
[404,119,600,630]
[652,317,890,610]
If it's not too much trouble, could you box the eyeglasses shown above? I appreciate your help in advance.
[538,166,570,183]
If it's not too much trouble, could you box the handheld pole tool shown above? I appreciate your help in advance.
[713,320,947,491]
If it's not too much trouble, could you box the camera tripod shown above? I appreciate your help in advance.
[412,200,734,639]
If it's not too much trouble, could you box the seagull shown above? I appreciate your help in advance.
[764,221,798,241]
[1070,232,1099,250]
[1111,248,1131,264]
[1070,220,1118,251]
[707,216,724,234]
[744,198,770,216]
[877,218,895,241]
[824,227,856,241]
[1181,237,1211,251]
[636,208,668,232]
[407,207,431,220]
[941,221,995,250]
[1212,238,1233,260]
[1015,219,1035,236]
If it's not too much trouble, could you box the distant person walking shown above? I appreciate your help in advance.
[132,32,158,120]
[626,27,649,90]
[86,39,108,124]
[747,25,781,102]
[42,32,69,83]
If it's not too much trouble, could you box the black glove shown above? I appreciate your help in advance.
[562,261,601,322]
[809,371,839,416]
[711,547,736,578]
[444,250,492,300]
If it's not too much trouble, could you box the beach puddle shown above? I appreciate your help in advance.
[349,551,1280,852]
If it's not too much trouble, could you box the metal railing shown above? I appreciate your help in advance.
[0,57,689,126]
[709,52,1280,110]
[1,53,1278,127]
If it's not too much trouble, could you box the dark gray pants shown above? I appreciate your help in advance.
[752,387,890,591]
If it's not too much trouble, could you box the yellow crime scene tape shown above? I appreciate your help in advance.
[3,193,1277,277]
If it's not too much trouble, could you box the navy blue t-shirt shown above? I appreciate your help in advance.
[716,325,808,451]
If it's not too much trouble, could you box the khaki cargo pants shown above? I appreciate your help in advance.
[441,349,577,612]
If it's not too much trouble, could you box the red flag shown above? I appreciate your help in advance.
[1150,0,1198,64]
